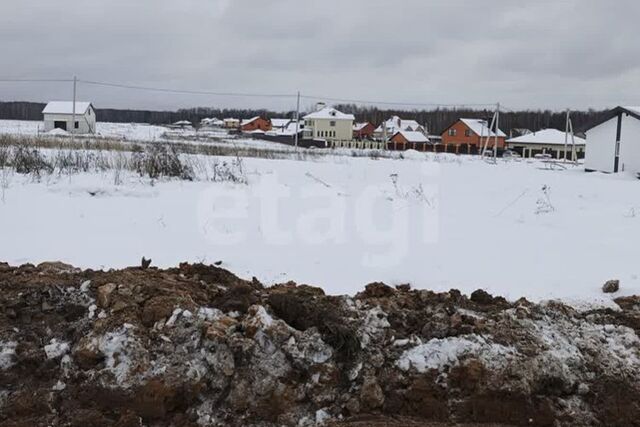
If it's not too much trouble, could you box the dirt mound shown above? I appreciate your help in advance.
[1,262,640,426]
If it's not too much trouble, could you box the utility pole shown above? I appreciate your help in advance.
[564,108,570,161]
[71,76,77,144]
[569,115,577,162]
[481,106,497,159]
[294,91,300,148]
[494,102,500,160]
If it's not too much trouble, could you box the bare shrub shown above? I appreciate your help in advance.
[132,145,194,180]
[211,156,247,184]
[12,146,53,176]
[0,145,9,168]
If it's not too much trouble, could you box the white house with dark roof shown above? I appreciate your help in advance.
[42,101,96,134]
[303,104,355,141]
[585,106,640,174]
[507,128,586,159]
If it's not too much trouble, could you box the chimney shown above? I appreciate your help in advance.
[315,102,326,112]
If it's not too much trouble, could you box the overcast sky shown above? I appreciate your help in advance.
[1,0,638,112]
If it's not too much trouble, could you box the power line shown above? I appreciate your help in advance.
[0,77,502,109]
[0,78,73,83]
[78,79,297,99]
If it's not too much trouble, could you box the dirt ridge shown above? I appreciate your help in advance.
[1,261,639,426]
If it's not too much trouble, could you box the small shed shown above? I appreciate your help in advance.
[585,106,640,174]
[42,101,96,134]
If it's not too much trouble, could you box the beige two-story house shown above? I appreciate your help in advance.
[303,104,355,142]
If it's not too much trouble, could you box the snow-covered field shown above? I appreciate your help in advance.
[1,145,639,307]
[0,119,239,142]
[0,119,169,141]
[0,119,303,153]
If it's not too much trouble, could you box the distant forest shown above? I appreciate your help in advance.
[0,101,610,135]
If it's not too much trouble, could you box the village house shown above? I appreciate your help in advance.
[241,116,271,133]
[270,118,293,132]
[388,130,430,150]
[585,106,640,174]
[353,122,375,140]
[42,101,96,134]
[201,117,224,128]
[374,116,426,140]
[171,120,192,129]
[507,128,586,159]
[223,118,240,129]
[303,104,355,142]
[441,118,506,149]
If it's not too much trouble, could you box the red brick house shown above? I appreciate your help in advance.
[353,122,375,140]
[441,118,506,148]
[241,116,272,133]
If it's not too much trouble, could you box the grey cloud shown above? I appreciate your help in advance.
[0,0,638,111]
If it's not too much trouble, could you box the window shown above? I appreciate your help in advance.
[74,121,79,129]
[329,121,336,127]
[464,129,471,137]
[448,129,457,136]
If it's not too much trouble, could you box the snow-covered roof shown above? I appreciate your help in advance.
[42,101,92,115]
[270,118,292,128]
[460,118,506,138]
[353,122,371,131]
[303,107,355,121]
[507,128,586,146]
[241,116,261,126]
[375,116,424,134]
[624,106,640,115]
[173,120,192,126]
[395,130,429,143]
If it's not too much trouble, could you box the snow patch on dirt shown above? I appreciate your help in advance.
[44,339,70,359]
[0,341,17,370]
[396,335,517,373]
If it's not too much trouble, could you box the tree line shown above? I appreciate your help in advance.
[333,104,610,136]
[0,101,610,135]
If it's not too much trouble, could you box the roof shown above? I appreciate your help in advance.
[507,128,586,146]
[353,122,372,131]
[375,116,424,134]
[241,116,261,126]
[625,106,640,115]
[394,130,429,143]
[303,107,355,121]
[42,101,92,115]
[460,118,506,138]
[270,119,292,128]
[584,106,640,132]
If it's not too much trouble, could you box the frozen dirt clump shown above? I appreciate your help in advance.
[2,262,640,426]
